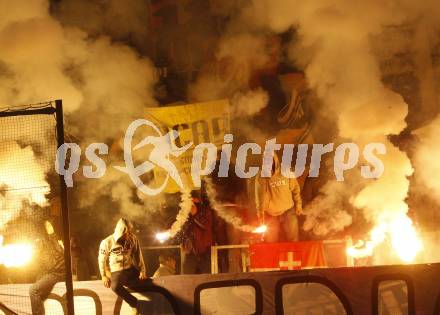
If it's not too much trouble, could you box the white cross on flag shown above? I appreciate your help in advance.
[279,251,302,270]
[249,241,327,272]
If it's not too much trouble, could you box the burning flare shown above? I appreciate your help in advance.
[0,235,33,268]
[347,214,423,263]
[389,215,423,262]
[252,224,268,234]
[155,231,171,244]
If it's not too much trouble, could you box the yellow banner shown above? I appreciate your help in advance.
[146,100,230,193]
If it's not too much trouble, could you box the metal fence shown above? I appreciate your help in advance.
[210,238,354,274]
[0,101,74,315]
[141,238,354,276]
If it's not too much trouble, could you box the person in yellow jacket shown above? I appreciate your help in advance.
[257,154,303,243]
[98,218,148,315]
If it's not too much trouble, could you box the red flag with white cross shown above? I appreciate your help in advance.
[249,241,327,271]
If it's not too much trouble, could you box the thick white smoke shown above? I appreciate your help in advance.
[0,0,157,138]
[155,189,193,242]
[204,177,254,233]
[231,1,422,252]
[0,0,82,110]
[168,189,193,237]
[303,180,354,236]
[414,117,440,200]
[230,88,268,118]
[0,0,158,224]
[0,142,49,229]
[189,33,270,103]
[2,0,440,258]
[53,0,150,50]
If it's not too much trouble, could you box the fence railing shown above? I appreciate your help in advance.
[210,238,354,274]
[143,238,354,275]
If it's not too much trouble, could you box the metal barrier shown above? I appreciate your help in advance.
[0,101,74,314]
[210,244,249,274]
[323,238,354,267]
[143,238,354,275]
[210,238,355,274]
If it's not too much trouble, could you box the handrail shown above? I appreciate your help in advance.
[210,238,354,274]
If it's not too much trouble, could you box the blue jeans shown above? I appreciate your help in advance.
[264,208,299,243]
[29,273,63,315]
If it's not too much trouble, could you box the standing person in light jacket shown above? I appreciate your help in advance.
[98,218,148,315]
[257,153,303,243]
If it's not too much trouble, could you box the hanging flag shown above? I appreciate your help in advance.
[145,100,230,193]
[249,241,327,271]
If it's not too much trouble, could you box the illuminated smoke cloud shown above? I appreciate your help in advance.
[0,142,49,229]
[0,0,157,226]
[204,177,254,233]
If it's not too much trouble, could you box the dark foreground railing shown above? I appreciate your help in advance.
[1,262,438,314]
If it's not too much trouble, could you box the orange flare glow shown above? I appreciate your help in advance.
[347,214,422,263]
[0,236,33,268]
[252,224,268,234]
